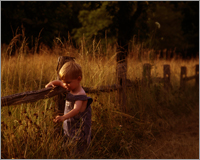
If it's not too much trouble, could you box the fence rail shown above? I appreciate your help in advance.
[1,86,66,107]
[143,63,199,89]
[1,84,124,107]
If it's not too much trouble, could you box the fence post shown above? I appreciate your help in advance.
[195,64,199,86]
[116,53,127,113]
[54,56,75,134]
[180,66,187,89]
[56,56,75,114]
[142,63,151,87]
[163,64,171,89]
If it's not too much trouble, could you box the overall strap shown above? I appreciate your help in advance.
[66,93,93,107]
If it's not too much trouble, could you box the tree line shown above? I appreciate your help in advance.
[1,1,199,58]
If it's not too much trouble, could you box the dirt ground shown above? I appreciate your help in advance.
[141,105,199,159]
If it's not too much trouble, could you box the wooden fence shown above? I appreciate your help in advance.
[142,63,199,89]
[1,57,199,113]
[180,65,199,88]
[1,56,125,108]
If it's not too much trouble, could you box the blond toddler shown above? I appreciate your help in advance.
[45,61,93,155]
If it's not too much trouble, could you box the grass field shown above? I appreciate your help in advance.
[1,39,199,158]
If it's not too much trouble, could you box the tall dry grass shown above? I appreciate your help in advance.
[1,35,199,158]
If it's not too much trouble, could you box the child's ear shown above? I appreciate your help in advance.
[78,76,82,81]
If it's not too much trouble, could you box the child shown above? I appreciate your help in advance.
[45,61,93,155]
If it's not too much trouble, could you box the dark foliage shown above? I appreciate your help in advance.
[1,1,199,57]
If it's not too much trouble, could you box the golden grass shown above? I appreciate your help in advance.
[1,39,199,159]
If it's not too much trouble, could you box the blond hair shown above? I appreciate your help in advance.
[59,61,82,80]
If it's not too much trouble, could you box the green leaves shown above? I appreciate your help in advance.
[73,2,113,43]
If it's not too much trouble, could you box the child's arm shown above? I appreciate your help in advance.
[45,80,67,89]
[53,100,83,122]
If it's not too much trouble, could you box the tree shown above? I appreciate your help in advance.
[145,2,185,51]
[144,1,199,57]
[72,2,114,44]
[181,1,199,57]
[72,2,147,48]
[1,1,83,48]
[1,1,199,57]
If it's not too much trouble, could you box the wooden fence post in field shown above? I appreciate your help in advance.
[163,64,171,89]
[54,56,75,134]
[56,56,75,115]
[195,64,199,86]
[54,56,75,135]
[180,66,187,89]
[142,63,151,87]
[116,50,127,113]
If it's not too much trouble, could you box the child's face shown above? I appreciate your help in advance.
[62,76,81,92]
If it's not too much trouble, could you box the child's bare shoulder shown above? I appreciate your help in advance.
[78,88,87,96]
[73,87,86,96]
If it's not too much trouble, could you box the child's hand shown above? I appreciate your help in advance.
[45,82,55,88]
[45,80,67,90]
[60,83,67,89]
[53,115,65,123]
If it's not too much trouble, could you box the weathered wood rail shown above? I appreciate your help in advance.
[1,86,66,107]
[1,84,123,107]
